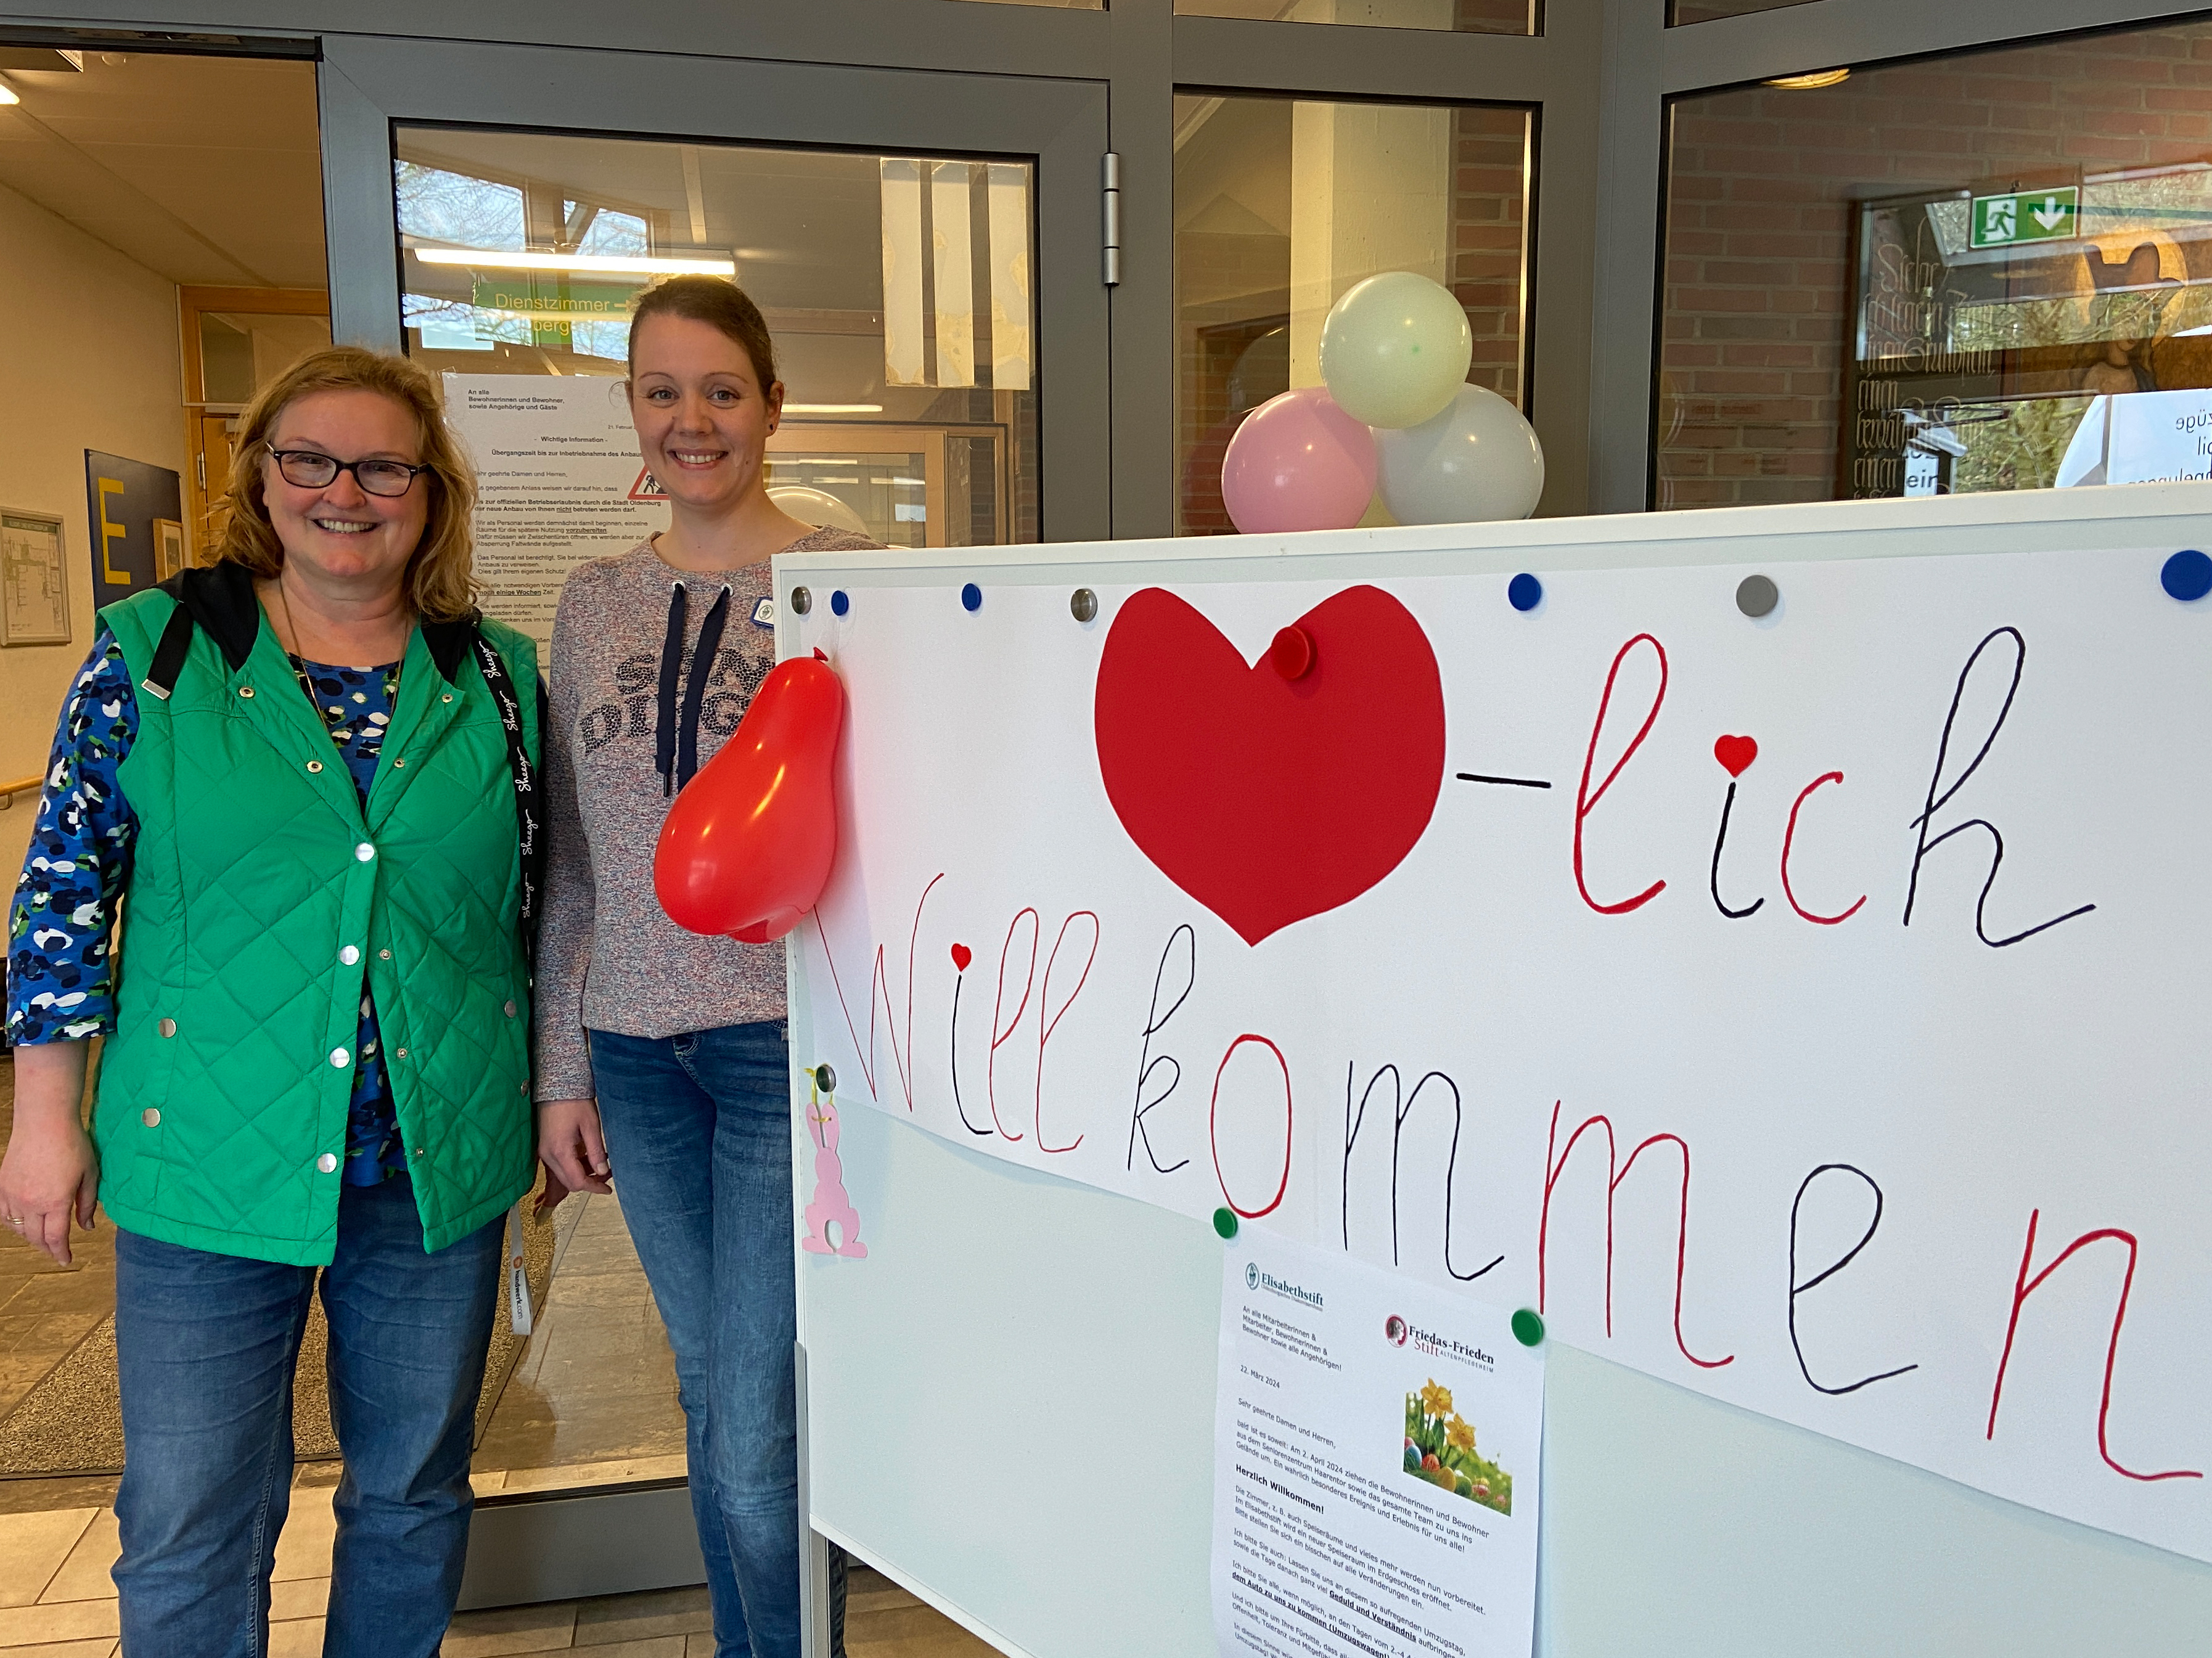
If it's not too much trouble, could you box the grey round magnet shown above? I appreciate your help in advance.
[790,586,812,616]
[1071,587,1098,623]
[1735,574,1779,619]
[814,1063,837,1093]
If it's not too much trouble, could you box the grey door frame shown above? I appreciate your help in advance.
[319,32,1111,542]
[11,0,2205,525]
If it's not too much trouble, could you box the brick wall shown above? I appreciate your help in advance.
[1657,18,2212,508]
[1176,103,1530,533]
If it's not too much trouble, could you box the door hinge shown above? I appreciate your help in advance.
[1102,152,1121,287]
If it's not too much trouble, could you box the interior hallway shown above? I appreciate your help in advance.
[0,1059,993,1657]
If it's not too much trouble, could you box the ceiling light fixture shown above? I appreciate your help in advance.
[413,248,735,276]
[1766,67,1851,89]
[783,404,885,415]
[0,76,20,106]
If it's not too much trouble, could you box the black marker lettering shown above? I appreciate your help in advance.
[1127,924,1196,1175]
[1903,627,2094,947]
[1787,1162,1919,1395]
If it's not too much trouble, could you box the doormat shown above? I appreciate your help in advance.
[0,1202,555,1480]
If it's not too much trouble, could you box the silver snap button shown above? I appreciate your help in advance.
[141,1107,160,1127]
[392,757,405,768]
[395,1047,408,1060]
[316,1153,338,1174]
[503,999,517,1018]
[238,685,255,699]
[354,843,375,862]
[339,945,360,965]
[306,760,324,774]
[441,693,454,703]
[379,948,392,960]
[329,1048,350,1068]
[157,1017,176,1038]
[412,1148,425,1159]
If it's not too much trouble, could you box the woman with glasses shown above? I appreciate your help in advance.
[1,346,541,1658]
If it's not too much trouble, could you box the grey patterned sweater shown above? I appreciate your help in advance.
[533,531,879,1100]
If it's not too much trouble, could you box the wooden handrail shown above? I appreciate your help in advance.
[0,774,43,809]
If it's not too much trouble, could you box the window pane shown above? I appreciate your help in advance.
[1176,0,1534,36]
[1174,96,1531,533]
[394,127,1037,560]
[1658,20,2212,508]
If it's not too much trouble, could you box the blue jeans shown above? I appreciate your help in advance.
[112,1174,502,1658]
[589,1021,844,1658]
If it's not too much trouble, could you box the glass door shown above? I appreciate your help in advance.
[313,30,1108,1614]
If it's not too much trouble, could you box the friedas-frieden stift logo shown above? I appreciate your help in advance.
[1246,1263,1260,1289]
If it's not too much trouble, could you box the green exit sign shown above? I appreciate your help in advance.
[1970,186,2079,250]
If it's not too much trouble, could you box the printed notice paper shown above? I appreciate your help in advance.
[445,374,666,656]
[1213,1232,1542,1658]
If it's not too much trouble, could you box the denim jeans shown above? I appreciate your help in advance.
[588,1021,844,1658]
[112,1174,502,1658]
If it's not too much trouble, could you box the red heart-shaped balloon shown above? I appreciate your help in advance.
[1094,585,1445,945]
[653,656,845,943]
[1713,734,1758,778]
[950,942,973,972]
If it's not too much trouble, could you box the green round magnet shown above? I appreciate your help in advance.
[1511,1308,1544,1348]
[1213,1207,1240,1240]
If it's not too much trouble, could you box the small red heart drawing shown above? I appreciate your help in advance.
[1094,585,1446,945]
[949,942,972,972]
[1713,735,1758,778]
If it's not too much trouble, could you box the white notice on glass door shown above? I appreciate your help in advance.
[446,374,668,658]
[1213,1232,1542,1658]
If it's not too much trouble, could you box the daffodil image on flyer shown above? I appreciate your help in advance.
[1403,1380,1513,1516]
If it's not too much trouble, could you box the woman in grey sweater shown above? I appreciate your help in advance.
[535,276,874,1658]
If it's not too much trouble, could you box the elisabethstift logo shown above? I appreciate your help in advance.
[1245,1263,1260,1289]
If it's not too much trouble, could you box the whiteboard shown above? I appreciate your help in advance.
[786,486,2212,1657]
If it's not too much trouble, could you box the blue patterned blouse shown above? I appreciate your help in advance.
[7,630,409,1185]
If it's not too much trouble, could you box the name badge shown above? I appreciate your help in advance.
[752,597,777,629]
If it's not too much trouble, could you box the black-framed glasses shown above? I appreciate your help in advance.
[266,445,432,498]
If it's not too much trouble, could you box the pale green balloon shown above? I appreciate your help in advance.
[1375,384,1545,525]
[1318,272,1474,430]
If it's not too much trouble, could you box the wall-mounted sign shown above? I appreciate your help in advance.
[1970,185,2078,250]
[1,507,70,647]
[82,451,183,612]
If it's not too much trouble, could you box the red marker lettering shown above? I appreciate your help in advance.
[1574,634,1669,915]
[1780,770,1866,926]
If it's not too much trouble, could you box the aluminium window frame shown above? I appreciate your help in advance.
[4,0,2200,512]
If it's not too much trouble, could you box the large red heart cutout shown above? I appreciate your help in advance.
[1094,585,1446,945]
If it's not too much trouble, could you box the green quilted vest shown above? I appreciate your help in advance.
[95,566,539,1265]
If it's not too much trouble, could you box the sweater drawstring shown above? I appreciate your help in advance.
[655,581,734,798]
[678,588,731,792]
[655,584,687,796]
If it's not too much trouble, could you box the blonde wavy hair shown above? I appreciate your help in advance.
[211,345,478,623]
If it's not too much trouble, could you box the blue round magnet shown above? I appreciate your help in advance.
[1507,573,1542,613]
[2161,549,2212,602]
[961,582,983,613]
[830,589,850,616]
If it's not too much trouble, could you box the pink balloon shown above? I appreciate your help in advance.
[1220,387,1378,534]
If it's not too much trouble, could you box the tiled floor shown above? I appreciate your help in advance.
[0,1490,997,1655]
[0,1063,994,1654]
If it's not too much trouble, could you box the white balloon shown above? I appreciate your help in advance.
[769,485,869,536]
[1318,271,1473,430]
[1375,385,1544,525]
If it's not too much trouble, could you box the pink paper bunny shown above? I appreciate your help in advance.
[801,1081,868,1259]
